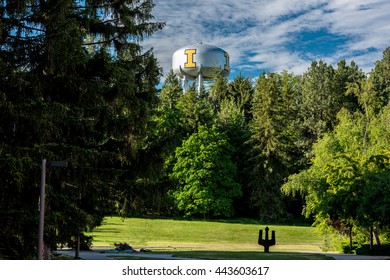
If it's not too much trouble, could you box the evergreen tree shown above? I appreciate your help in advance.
[147,70,185,169]
[208,72,229,110]
[297,60,365,162]
[299,61,336,155]
[215,98,251,216]
[333,60,365,113]
[176,85,214,134]
[119,71,184,217]
[247,72,299,222]
[0,0,164,259]
[228,73,254,121]
[371,47,390,108]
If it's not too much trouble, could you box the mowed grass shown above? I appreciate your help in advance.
[86,217,324,254]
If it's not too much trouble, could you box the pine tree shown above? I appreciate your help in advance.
[248,72,298,222]
[208,72,229,110]
[0,0,164,259]
[299,61,336,144]
[298,60,364,162]
[371,47,390,108]
[228,73,254,121]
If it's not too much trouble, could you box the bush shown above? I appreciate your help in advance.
[340,241,359,254]
[67,234,93,251]
[355,244,390,256]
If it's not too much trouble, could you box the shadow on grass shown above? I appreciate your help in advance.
[89,228,122,233]
[169,216,313,227]
[213,218,313,227]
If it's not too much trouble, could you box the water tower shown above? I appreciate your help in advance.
[172,43,230,93]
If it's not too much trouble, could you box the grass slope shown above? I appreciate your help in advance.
[86,217,324,254]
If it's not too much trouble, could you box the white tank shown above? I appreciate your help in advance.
[172,43,230,80]
[172,43,230,93]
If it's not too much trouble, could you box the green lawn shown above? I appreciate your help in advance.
[86,217,325,257]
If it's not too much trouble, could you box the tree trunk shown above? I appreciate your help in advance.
[374,227,381,245]
[349,225,353,253]
[370,225,374,255]
[43,242,51,260]
[75,236,80,259]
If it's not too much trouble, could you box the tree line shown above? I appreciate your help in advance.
[1,0,389,259]
[129,52,390,252]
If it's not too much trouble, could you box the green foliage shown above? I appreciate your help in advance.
[215,98,252,216]
[297,60,364,160]
[177,86,214,133]
[333,60,365,113]
[371,47,390,107]
[282,102,390,249]
[0,0,164,259]
[353,242,390,256]
[359,155,390,226]
[170,125,242,218]
[145,70,185,174]
[247,72,300,221]
[2,0,390,257]
[209,72,230,109]
[228,74,254,119]
[300,61,336,140]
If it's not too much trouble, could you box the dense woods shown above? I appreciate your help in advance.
[1,1,389,259]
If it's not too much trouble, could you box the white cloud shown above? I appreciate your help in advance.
[143,0,390,80]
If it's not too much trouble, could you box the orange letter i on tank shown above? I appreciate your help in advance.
[184,49,196,68]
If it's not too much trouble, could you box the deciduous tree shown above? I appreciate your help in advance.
[170,125,242,218]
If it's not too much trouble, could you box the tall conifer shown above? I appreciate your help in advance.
[0,0,164,258]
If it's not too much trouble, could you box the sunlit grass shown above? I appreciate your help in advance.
[86,217,323,253]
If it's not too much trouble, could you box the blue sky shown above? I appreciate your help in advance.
[143,0,390,81]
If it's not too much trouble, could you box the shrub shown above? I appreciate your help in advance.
[355,244,390,256]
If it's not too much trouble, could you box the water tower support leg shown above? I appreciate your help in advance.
[182,76,188,94]
[197,72,203,94]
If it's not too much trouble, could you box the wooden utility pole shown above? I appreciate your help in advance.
[38,159,46,260]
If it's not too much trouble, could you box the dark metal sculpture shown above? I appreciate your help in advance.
[258,227,276,253]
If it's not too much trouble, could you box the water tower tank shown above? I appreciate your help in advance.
[172,43,230,93]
